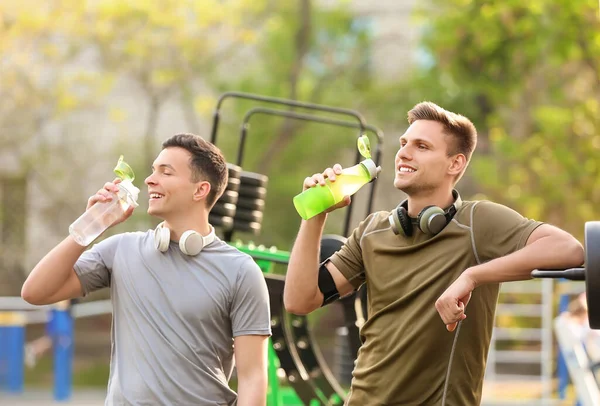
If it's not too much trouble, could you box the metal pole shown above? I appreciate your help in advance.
[52,301,74,402]
[0,312,25,394]
[210,91,368,145]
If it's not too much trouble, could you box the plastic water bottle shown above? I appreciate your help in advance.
[69,156,140,246]
[293,158,380,220]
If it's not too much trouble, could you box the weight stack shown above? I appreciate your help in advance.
[232,171,268,235]
[209,163,241,232]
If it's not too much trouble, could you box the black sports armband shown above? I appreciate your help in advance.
[318,260,340,307]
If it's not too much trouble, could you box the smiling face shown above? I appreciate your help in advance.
[394,120,465,196]
[144,147,210,219]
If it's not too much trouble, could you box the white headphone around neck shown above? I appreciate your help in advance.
[154,222,216,256]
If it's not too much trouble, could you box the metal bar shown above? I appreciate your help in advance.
[0,312,25,394]
[492,328,543,340]
[210,91,367,145]
[495,304,546,317]
[51,307,74,401]
[0,297,51,311]
[492,350,544,363]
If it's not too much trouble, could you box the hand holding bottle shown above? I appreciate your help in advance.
[69,155,140,246]
[293,135,381,220]
[86,178,135,226]
[302,164,351,214]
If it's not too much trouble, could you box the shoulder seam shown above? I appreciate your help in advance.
[359,213,385,248]
[470,201,482,265]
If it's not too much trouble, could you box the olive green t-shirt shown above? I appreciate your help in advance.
[329,200,543,406]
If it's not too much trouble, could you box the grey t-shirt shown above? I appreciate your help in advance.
[74,230,272,406]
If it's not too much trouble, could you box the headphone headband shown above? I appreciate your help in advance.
[154,222,215,256]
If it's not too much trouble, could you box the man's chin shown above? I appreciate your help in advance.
[394,179,410,192]
[147,207,162,217]
[394,180,420,196]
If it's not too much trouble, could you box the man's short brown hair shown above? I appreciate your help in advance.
[162,133,228,208]
[408,101,478,168]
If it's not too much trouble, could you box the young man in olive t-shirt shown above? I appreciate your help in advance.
[284,102,584,405]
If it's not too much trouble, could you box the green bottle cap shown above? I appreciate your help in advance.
[113,155,135,182]
[358,135,371,159]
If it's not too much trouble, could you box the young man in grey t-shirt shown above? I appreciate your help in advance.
[22,133,271,406]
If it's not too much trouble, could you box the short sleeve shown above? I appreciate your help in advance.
[329,213,378,290]
[230,258,272,338]
[473,201,544,263]
[74,234,123,296]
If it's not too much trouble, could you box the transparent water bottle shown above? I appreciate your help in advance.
[69,156,140,246]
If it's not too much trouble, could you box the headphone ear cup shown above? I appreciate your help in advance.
[179,231,203,256]
[154,223,171,252]
[389,206,412,236]
[418,206,446,235]
[179,226,216,256]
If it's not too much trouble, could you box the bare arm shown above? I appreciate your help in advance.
[465,223,583,285]
[234,335,269,406]
[21,179,133,305]
[21,237,87,305]
[436,224,584,331]
[283,165,355,315]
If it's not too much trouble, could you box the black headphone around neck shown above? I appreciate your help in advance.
[388,189,463,237]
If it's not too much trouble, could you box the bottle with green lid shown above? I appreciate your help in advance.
[293,135,381,220]
[69,155,140,246]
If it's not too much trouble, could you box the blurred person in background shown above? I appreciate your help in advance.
[21,133,271,406]
[562,293,600,364]
[24,298,77,368]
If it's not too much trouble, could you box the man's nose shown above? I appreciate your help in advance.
[397,146,412,161]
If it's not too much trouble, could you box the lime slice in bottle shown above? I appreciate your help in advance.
[357,135,371,159]
[113,155,135,181]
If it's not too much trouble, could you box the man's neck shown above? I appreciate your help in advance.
[162,214,211,242]
[406,188,456,218]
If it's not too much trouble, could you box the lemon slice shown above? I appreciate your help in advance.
[357,135,371,159]
[113,155,135,181]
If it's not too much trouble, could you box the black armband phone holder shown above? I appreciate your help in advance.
[318,260,340,307]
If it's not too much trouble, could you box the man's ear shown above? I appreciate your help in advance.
[193,181,211,202]
[448,154,467,177]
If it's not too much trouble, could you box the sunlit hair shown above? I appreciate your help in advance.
[408,101,477,182]
[162,133,228,209]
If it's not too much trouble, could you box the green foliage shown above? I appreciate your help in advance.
[372,0,600,242]
[213,1,377,247]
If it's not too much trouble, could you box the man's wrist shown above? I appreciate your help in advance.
[463,265,485,289]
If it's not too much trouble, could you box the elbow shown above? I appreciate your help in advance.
[21,282,41,305]
[21,279,47,306]
[572,238,585,266]
[284,302,312,316]
[283,293,316,316]
[283,299,319,316]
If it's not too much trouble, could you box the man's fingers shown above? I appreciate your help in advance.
[324,167,337,181]
[313,173,326,186]
[445,314,467,332]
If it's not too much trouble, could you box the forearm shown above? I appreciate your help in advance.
[22,236,86,304]
[236,373,267,406]
[466,234,584,287]
[283,214,327,314]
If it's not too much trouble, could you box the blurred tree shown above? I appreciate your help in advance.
[0,0,271,236]
[212,0,380,247]
[367,0,600,241]
[0,0,385,268]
